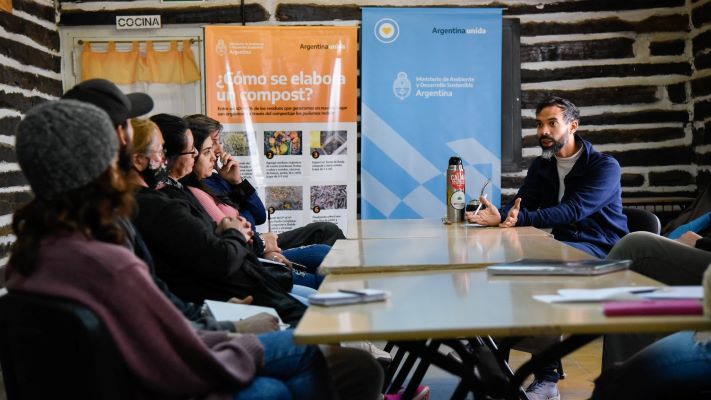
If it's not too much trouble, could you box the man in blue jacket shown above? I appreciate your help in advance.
[467,96,628,400]
[468,96,628,258]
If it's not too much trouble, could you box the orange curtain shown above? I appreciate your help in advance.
[143,40,201,84]
[81,40,200,84]
[81,42,140,84]
[0,0,12,13]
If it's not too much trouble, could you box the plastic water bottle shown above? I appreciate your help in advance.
[446,156,466,222]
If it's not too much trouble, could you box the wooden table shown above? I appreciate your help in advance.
[296,269,709,343]
[295,269,711,399]
[322,226,591,275]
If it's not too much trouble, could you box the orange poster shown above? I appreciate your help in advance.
[204,26,358,235]
[205,26,357,124]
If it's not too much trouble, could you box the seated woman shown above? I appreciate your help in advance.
[7,99,336,399]
[184,114,346,251]
[179,120,325,289]
[152,114,323,291]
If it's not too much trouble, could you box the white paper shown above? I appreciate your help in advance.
[204,300,288,329]
[642,286,703,300]
[533,286,659,304]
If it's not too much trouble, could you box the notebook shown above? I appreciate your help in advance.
[309,289,389,306]
[604,299,703,316]
[486,259,631,276]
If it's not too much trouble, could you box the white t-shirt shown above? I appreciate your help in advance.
[555,146,584,202]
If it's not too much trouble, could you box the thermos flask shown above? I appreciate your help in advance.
[446,156,466,222]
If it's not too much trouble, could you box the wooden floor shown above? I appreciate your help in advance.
[508,337,602,400]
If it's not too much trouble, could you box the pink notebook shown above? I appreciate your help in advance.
[604,299,703,316]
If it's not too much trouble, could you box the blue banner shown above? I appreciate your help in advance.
[361,8,502,219]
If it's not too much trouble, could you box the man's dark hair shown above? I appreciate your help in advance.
[184,114,223,139]
[535,96,580,123]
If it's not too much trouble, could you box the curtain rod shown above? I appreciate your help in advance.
[77,38,200,45]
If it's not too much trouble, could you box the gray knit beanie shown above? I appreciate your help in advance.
[15,99,119,199]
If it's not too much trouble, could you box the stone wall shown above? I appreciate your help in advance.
[0,0,58,274]
[692,0,711,184]
[0,0,709,264]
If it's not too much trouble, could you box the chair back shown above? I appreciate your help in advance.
[622,207,661,235]
[0,292,135,400]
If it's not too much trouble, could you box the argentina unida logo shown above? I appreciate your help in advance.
[374,18,399,44]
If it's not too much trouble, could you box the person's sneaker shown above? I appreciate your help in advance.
[383,385,431,400]
[341,341,393,363]
[525,379,560,400]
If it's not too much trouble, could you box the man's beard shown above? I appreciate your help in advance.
[539,134,569,160]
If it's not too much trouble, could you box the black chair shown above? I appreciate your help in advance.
[622,207,661,234]
[0,292,135,400]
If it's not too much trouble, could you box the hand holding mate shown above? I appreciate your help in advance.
[466,195,501,226]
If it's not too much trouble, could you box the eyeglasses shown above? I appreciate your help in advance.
[178,146,198,157]
[150,148,167,157]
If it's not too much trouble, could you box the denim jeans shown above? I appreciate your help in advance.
[592,331,711,399]
[234,330,335,400]
[283,245,329,289]
[282,244,330,272]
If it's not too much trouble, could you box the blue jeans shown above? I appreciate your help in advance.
[234,330,335,400]
[283,245,329,289]
[592,331,711,399]
[282,244,330,272]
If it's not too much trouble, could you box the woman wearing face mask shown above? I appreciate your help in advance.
[130,118,169,190]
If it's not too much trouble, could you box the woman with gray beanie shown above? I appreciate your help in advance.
[6,99,337,400]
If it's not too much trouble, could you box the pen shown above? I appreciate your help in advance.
[338,289,368,296]
[473,193,488,217]
[290,262,309,272]
[267,210,271,232]
[629,288,660,294]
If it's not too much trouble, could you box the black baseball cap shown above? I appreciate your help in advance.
[62,78,154,127]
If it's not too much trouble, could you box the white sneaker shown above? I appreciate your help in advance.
[341,341,393,363]
[525,379,560,400]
